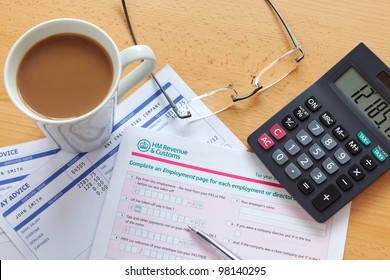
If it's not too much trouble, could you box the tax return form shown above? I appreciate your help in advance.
[91,126,350,260]
[0,65,246,259]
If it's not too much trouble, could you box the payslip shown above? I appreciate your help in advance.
[0,139,60,196]
[0,65,246,259]
[0,138,59,259]
[90,126,350,260]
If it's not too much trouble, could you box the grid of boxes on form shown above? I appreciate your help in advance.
[113,184,207,259]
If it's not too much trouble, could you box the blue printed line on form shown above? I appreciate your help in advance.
[0,175,28,186]
[0,148,61,168]
[0,148,61,187]
[113,82,172,132]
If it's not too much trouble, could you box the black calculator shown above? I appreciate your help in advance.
[248,43,390,222]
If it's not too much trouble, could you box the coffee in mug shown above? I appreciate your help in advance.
[17,33,114,119]
[4,18,156,153]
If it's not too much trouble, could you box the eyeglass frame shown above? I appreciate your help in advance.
[231,0,304,102]
[121,0,304,119]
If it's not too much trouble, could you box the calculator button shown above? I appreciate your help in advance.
[332,125,349,141]
[348,164,365,181]
[285,163,301,180]
[297,178,314,195]
[372,147,387,162]
[360,155,377,171]
[307,120,324,136]
[297,153,314,170]
[319,112,336,127]
[321,134,337,150]
[312,185,341,212]
[284,139,301,156]
[269,124,287,140]
[272,149,289,165]
[310,167,327,185]
[345,139,362,155]
[257,133,274,150]
[333,148,351,165]
[322,158,339,174]
[357,131,371,146]
[282,115,298,131]
[296,129,313,146]
[336,175,354,191]
[309,143,326,160]
[305,97,322,112]
[293,105,310,121]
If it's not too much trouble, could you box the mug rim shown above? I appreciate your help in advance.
[4,18,121,125]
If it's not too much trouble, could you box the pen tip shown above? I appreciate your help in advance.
[187,224,195,231]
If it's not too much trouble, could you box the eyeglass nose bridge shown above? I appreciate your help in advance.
[231,86,263,102]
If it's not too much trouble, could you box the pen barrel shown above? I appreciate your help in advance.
[196,232,242,260]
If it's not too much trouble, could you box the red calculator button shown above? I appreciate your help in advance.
[258,133,274,150]
[270,124,287,140]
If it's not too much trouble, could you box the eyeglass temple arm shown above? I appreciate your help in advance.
[266,0,304,62]
[151,74,192,119]
[121,0,191,119]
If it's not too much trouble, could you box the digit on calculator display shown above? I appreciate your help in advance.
[334,67,390,140]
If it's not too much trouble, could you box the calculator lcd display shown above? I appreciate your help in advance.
[334,67,390,140]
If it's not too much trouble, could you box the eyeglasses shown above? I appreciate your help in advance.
[121,0,304,120]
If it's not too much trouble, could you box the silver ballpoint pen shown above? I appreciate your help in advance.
[187,225,242,260]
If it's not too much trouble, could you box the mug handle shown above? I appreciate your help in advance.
[117,45,156,100]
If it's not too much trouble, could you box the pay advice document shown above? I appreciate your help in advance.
[90,126,350,260]
[0,65,245,259]
[0,139,60,259]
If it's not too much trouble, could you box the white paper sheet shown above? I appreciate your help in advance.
[91,126,350,260]
[0,139,60,259]
[0,65,246,259]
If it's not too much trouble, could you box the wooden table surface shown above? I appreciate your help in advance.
[1,0,389,259]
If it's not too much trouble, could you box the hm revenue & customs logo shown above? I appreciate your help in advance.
[137,139,151,152]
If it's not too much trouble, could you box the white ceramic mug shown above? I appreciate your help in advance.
[4,18,156,153]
